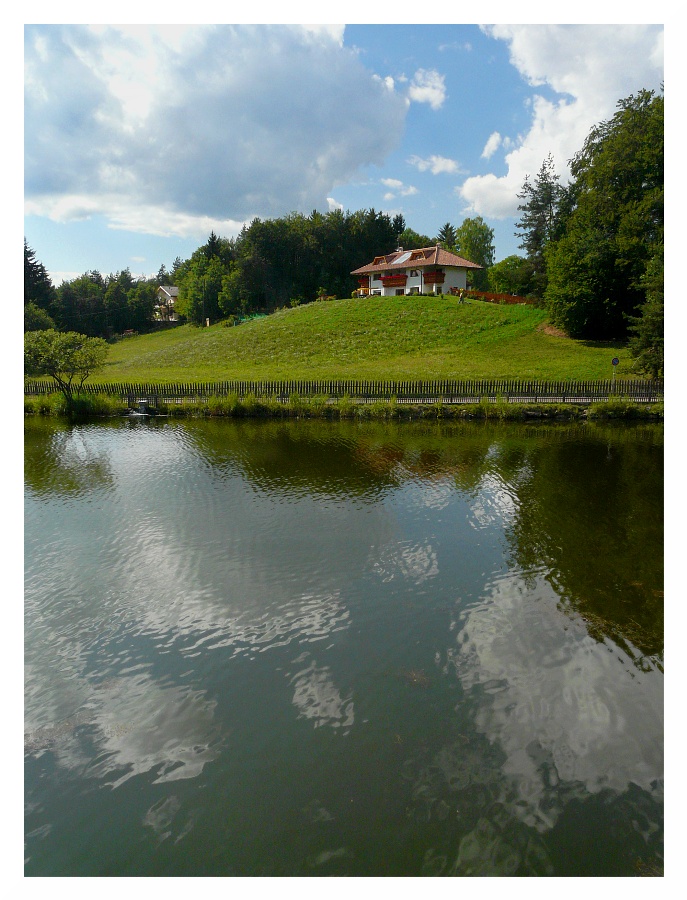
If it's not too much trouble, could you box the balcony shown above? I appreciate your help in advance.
[380,274,408,288]
[422,270,445,285]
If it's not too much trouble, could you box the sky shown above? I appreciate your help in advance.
[24,14,664,287]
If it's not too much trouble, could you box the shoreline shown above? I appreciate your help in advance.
[24,393,664,423]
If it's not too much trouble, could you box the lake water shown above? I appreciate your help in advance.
[24,417,664,876]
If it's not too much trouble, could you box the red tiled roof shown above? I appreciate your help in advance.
[351,245,482,275]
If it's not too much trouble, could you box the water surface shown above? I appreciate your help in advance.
[24,417,663,876]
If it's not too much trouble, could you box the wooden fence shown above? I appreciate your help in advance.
[24,378,664,405]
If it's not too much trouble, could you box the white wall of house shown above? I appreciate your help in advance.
[440,268,468,293]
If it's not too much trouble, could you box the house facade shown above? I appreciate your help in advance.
[155,285,179,321]
[351,245,482,297]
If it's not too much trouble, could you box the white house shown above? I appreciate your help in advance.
[155,285,179,321]
[351,245,482,297]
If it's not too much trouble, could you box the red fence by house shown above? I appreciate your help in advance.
[464,290,535,305]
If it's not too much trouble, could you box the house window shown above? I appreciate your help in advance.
[409,269,419,277]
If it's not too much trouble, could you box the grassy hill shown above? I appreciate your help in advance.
[97,295,633,384]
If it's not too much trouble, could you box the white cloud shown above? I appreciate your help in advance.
[445,572,663,832]
[24,193,249,240]
[25,24,408,235]
[458,24,663,219]
[408,68,447,110]
[381,178,418,198]
[408,154,462,175]
[481,131,502,160]
[327,196,344,211]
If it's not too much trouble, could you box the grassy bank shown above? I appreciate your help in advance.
[96,296,635,383]
[24,391,664,423]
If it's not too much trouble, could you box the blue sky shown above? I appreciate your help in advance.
[24,16,664,286]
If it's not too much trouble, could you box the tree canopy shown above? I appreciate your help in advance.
[435,222,457,250]
[24,330,108,405]
[514,154,568,299]
[24,239,56,312]
[487,255,534,297]
[455,217,495,290]
[544,89,663,340]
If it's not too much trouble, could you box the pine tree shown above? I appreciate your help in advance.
[515,154,566,297]
[435,222,457,250]
[24,239,56,311]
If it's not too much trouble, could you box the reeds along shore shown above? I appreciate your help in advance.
[24,392,664,422]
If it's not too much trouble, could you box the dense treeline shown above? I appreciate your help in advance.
[173,208,404,324]
[24,239,175,338]
[24,209,409,335]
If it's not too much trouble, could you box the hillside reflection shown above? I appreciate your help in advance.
[24,417,663,664]
[183,418,664,665]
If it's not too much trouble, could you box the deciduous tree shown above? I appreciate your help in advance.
[24,330,108,408]
[454,216,494,290]
[24,302,56,332]
[545,89,663,339]
[487,255,534,297]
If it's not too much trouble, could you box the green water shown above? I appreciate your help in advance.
[24,417,663,876]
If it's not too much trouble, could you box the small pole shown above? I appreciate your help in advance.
[611,357,619,394]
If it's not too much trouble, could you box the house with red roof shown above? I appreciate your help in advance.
[351,245,482,297]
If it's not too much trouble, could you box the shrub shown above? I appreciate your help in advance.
[337,393,355,418]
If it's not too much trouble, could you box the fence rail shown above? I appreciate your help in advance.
[24,378,664,404]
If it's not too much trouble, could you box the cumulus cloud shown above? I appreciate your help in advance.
[408,68,447,110]
[458,24,663,219]
[381,177,418,198]
[408,154,463,175]
[481,131,503,160]
[24,24,408,237]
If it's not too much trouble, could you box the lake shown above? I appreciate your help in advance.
[24,416,664,876]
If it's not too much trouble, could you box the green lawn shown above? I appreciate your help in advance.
[97,296,634,384]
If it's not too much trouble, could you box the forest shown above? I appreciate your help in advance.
[25,88,663,376]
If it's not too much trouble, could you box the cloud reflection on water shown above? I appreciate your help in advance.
[441,571,663,832]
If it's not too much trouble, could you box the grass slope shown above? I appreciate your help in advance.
[99,296,632,384]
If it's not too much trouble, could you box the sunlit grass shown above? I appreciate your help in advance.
[98,296,634,384]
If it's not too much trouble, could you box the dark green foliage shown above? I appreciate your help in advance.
[51,268,171,337]
[24,239,56,312]
[435,222,457,250]
[544,89,663,339]
[24,302,55,332]
[487,255,535,297]
[515,154,568,298]
[627,249,664,377]
[176,209,400,319]
[53,271,107,336]
[455,216,494,290]
[398,226,432,249]
[24,329,108,408]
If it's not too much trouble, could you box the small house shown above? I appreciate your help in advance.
[155,285,179,321]
[351,245,482,297]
